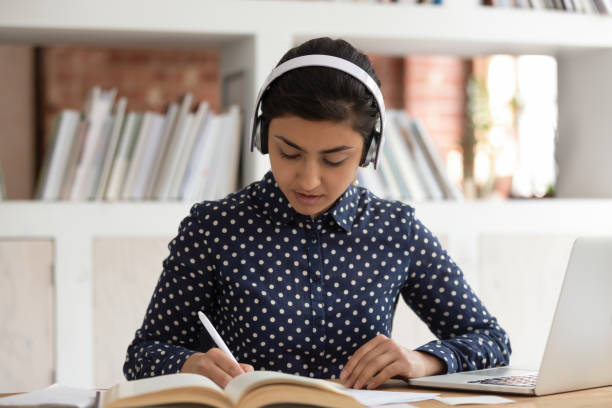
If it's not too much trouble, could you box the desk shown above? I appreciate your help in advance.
[2,385,612,407]
[378,382,612,407]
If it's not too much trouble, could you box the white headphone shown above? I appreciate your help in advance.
[249,54,387,168]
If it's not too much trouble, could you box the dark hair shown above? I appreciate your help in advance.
[260,37,381,161]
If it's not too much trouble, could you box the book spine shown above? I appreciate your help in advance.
[95,97,128,200]
[131,114,165,200]
[168,101,210,200]
[145,102,179,199]
[105,113,143,201]
[70,88,116,200]
[121,112,154,200]
[152,93,193,200]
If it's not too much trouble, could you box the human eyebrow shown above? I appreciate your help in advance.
[274,135,304,151]
[273,135,354,154]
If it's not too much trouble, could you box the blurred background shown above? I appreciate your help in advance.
[1,0,612,392]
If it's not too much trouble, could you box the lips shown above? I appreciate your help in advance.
[295,191,322,206]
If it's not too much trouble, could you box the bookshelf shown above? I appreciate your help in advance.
[1,0,612,388]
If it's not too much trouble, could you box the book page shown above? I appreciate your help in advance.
[224,371,347,405]
[110,373,222,401]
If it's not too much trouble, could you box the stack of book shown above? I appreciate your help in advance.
[357,110,463,201]
[36,88,242,202]
[483,0,611,14]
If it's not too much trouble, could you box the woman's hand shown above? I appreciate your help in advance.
[339,334,445,390]
[181,348,254,388]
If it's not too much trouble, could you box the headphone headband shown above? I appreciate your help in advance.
[249,54,386,168]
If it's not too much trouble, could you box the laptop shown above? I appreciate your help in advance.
[408,236,612,396]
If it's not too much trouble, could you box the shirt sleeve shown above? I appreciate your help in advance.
[123,203,218,380]
[400,215,512,374]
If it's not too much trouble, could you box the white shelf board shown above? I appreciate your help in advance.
[0,201,193,237]
[1,199,611,237]
[1,0,612,55]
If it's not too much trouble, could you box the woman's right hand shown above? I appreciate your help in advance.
[180,349,254,388]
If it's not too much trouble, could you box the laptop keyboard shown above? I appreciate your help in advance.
[468,374,538,388]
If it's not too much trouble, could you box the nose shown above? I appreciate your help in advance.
[297,159,321,192]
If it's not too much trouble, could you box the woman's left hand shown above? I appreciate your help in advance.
[339,334,445,390]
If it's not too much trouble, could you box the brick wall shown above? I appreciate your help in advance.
[41,46,220,148]
[371,54,466,168]
[403,56,467,163]
[369,55,405,109]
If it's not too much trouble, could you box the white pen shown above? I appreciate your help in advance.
[197,311,239,365]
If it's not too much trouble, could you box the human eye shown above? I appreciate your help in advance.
[280,150,300,160]
[324,158,346,167]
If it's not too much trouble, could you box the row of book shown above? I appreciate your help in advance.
[36,88,242,201]
[357,110,463,201]
[483,0,612,14]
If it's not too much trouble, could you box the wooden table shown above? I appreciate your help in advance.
[2,384,611,407]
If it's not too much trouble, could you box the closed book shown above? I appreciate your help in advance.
[129,113,166,200]
[86,113,116,199]
[410,119,463,200]
[36,110,81,200]
[186,113,222,201]
[104,112,143,201]
[152,93,193,200]
[179,112,218,201]
[94,97,128,200]
[60,117,88,200]
[168,100,210,200]
[383,110,427,201]
[70,87,116,200]
[121,112,156,200]
[395,112,445,200]
[102,371,364,408]
[145,102,179,199]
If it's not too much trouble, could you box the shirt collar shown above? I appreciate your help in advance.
[251,171,359,233]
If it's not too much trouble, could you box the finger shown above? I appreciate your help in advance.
[208,348,245,377]
[366,361,404,390]
[350,348,396,389]
[240,363,255,372]
[208,365,235,389]
[344,345,385,388]
[341,334,387,380]
[344,339,392,388]
[194,354,234,389]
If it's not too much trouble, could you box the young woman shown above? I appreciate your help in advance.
[123,37,511,390]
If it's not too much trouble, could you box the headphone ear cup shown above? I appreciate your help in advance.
[360,131,379,167]
[259,117,269,154]
[251,115,268,154]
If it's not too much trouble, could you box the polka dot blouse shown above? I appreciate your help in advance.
[124,171,511,380]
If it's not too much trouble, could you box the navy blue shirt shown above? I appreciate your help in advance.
[124,171,511,380]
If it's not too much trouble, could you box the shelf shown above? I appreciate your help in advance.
[1,199,612,238]
[2,0,612,55]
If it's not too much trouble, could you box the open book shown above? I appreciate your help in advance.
[102,371,365,408]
